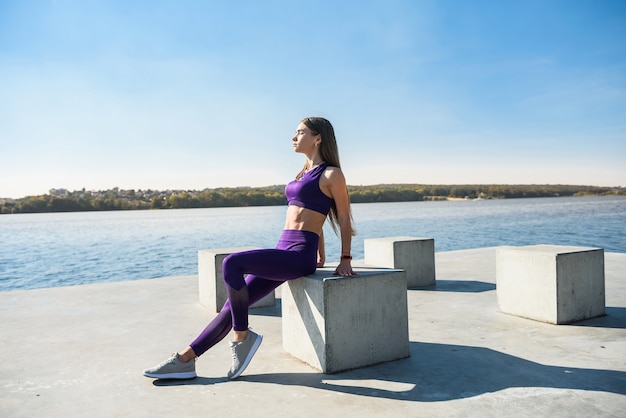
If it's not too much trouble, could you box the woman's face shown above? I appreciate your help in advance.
[292,122,319,154]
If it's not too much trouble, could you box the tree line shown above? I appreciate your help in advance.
[1,184,623,214]
[348,184,623,202]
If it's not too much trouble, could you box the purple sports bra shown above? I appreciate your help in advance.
[285,163,333,216]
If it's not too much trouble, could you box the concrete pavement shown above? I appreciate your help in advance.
[1,247,625,417]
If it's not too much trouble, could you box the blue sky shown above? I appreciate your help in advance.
[1,0,625,198]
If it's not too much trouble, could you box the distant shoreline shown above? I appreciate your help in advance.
[1,184,624,214]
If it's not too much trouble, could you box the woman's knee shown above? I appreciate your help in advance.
[222,253,246,290]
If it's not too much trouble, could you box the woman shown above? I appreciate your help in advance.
[143,117,356,380]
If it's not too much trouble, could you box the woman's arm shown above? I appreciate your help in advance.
[317,229,325,267]
[324,167,356,277]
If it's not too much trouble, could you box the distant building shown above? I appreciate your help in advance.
[49,188,70,197]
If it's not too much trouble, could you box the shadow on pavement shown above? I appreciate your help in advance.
[156,341,626,401]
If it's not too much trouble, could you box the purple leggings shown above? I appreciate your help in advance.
[189,229,318,357]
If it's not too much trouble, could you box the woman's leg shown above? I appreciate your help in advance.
[189,231,318,356]
[188,274,284,356]
[143,233,318,378]
[223,246,317,332]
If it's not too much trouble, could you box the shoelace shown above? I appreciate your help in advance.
[230,342,240,360]
[157,354,178,368]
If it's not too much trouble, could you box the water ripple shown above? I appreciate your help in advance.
[1,196,624,291]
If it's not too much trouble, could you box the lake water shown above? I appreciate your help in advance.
[1,195,625,291]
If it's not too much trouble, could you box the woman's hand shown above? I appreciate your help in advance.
[334,259,357,277]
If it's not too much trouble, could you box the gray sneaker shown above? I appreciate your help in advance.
[143,353,197,379]
[227,330,263,379]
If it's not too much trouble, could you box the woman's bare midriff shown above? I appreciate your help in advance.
[284,205,326,235]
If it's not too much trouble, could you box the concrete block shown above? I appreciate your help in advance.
[364,236,436,287]
[496,245,605,324]
[282,267,409,374]
[198,247,276,312]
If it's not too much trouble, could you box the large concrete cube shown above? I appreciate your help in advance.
[198,247,275,312]
[364,236,435,287]
[496,245,605,324]
[282,267,409,374]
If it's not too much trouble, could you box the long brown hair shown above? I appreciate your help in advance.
[300,117,356,237]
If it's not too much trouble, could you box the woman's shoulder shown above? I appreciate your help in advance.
[322,164,342,174]
[321,165,346,184]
